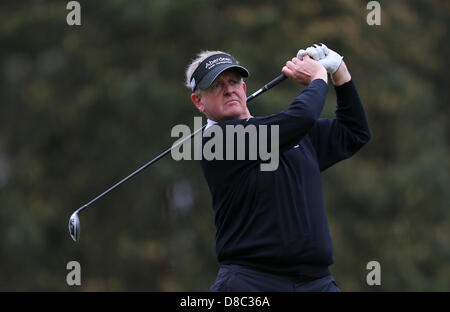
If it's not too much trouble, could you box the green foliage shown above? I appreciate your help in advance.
[0,0,448,291]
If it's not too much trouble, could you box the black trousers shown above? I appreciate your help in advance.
[210,264,340,292]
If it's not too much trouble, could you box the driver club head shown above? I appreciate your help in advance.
[68,212,80,242]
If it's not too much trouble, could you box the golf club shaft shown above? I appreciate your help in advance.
[247,74,287,102]
[76,125,205,214]
[76,73,288,214]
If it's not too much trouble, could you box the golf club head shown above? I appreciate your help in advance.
[68,212,80,242]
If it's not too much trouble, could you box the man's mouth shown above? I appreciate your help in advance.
[225,99,239,106]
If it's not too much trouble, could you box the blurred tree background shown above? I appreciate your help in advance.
[0,0,448,291]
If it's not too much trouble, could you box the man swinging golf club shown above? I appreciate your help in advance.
[186,43,371,292]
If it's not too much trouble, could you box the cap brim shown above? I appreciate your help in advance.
[197,65,250,90]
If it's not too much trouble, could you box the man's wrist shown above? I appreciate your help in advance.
[312,69,328,84]
[331,61,351,86]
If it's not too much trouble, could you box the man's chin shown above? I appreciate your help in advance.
[222,108,249,121]
[210,108,249,122]
[222,112,248,121]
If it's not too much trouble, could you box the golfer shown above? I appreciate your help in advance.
[185,44,370,291]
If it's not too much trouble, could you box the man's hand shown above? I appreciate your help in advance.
[298,43,351,86]
[298,43,343,75]
[282,55,327,86]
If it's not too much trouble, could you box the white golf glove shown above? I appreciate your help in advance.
[297,43,343,74]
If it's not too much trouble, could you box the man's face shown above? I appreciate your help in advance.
[191,69,250,122]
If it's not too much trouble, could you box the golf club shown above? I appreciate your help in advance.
[68,73,287,242]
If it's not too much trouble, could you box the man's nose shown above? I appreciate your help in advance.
[223,82,234,94]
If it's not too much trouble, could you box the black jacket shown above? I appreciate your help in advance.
[200,79,371,277]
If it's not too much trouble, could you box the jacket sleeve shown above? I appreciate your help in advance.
[308,79,371,172]
[202,79,328,181]
[225,78,329,152]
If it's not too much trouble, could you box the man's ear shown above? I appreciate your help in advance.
[243,81,247,94]
[191,93,204,112]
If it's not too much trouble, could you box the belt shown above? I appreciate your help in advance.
[220,264,323,284]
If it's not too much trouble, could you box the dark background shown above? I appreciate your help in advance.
[0,0,448,291]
